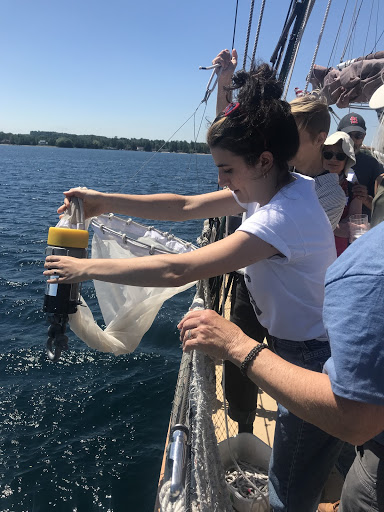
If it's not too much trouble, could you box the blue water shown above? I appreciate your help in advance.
[0,145,218,511]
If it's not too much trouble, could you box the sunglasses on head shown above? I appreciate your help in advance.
[349,132,365,140]
[323,151,347,161]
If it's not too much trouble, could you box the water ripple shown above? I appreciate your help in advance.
[0,146,217,511]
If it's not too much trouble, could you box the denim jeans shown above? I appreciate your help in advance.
[339,442,384,511]
[268,337,344,512]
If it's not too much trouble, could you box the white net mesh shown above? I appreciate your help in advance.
[56,205,196,355]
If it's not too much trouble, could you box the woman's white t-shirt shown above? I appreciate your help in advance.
[233,173,336,341]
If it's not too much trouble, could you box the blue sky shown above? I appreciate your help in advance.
[1,0,382,144]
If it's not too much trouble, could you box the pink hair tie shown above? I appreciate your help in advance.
[223,102,240,116]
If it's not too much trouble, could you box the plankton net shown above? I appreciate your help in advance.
[57,201,196,355]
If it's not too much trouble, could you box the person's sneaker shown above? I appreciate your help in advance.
[317,501,340,512]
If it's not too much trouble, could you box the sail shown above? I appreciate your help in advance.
[309,51,384,108]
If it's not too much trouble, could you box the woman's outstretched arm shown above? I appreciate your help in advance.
[58,187,242,222]
[44,230,279,286]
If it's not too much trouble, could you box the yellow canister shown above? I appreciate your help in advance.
[47,227,89,249]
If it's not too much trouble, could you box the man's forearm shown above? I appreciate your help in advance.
[228,337,383,444]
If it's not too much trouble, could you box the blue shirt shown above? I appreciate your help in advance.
[323,221,384,445]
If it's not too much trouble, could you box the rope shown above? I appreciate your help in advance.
[190,101,208,194]
[250,0,267,67]
[327,0,349,68]
[372,0,379,52]
[116,103,204,193]
[329,106,341,123]
[340,0,363,63]
[340,0,358,62]
[304,0,333,93]
[222,361,269,509]
[370,27,384,54]
[232,0,239,51]
[270,0,295,72]
[242,0,256,70]
[363,0,375,57]
[283,0,315,99]
[225,461,268,498]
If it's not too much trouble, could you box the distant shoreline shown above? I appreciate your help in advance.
[0,130,210,154]
[0,143,211,156]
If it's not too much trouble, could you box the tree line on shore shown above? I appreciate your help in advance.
[0,130,210,154]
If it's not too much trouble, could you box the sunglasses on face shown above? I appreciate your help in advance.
[323,151,347,161]
[349,132,365,140]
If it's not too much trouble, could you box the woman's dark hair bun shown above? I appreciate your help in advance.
[207,61,299,180]
[231,63,283,107]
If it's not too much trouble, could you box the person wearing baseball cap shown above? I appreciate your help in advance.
[338,112,367,136]
[338,112,384,218]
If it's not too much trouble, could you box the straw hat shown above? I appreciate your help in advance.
[324,131,356,173]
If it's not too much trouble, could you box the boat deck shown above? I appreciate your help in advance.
[212,363,276,446]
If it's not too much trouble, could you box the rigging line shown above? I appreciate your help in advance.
[374,0,379,52]
[283,0,295,30]
[250,0,267,67]
[271,0,294,72]
[232,0,239,51]
[340,0,363,63]
[363,0,375,57]
[192,101,209,194]
[340,0,358,62]
[282,0,315,100]
[348,6,357,65]
[242,0,256,70]
[327,0,349,68]
[117,102,205,191]
[370,27,384,54]
[329,106,341,122]
[304,0,333,94]
[282,0,316,90]
[171,96,208,196]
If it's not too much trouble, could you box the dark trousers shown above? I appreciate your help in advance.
[339,441,384,511]
[224,273,268,425]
